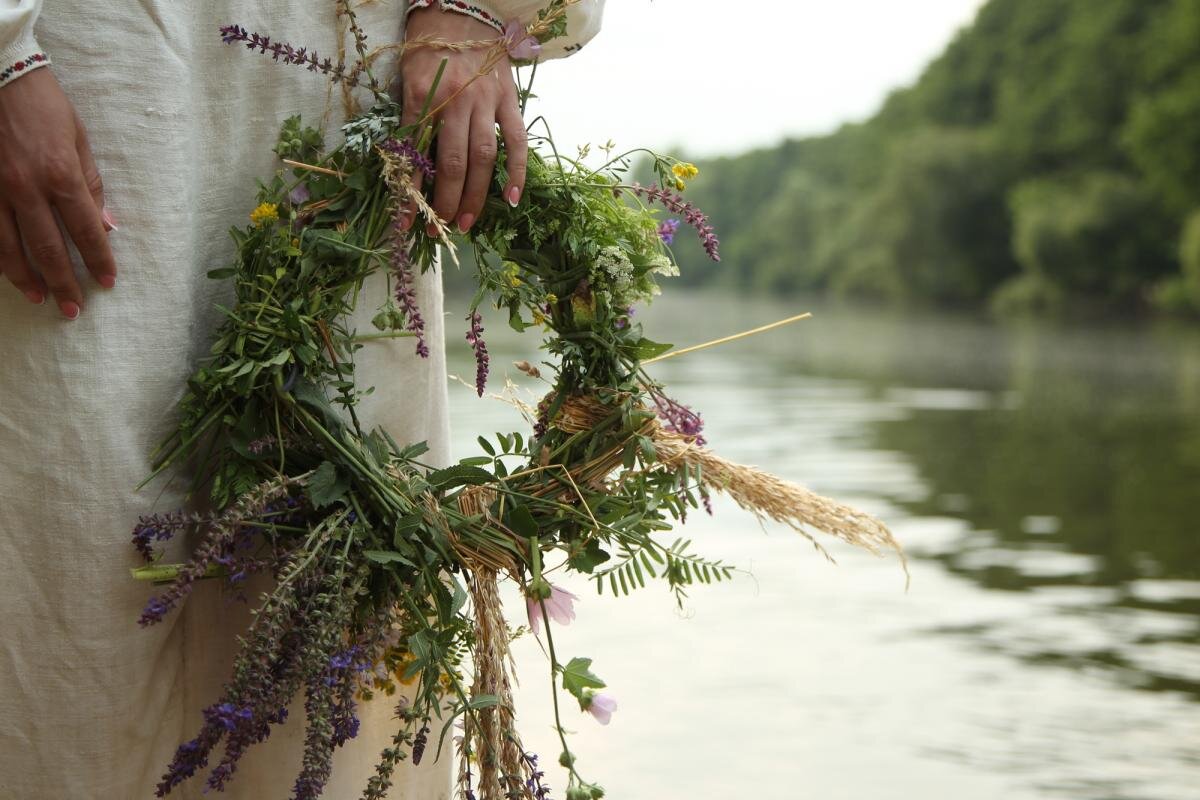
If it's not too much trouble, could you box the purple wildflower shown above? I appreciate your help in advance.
[390,238,429,359]
[411,723,431,766]
[631,183,721,261]
[380,137,435,178]
[521,751,553,800]
[218,25,359,87]
[288,184,311,206]
[247,434,277,455]
[657,218,681,245]
[653,393,706,446]
[466,311,490,397]
[131,511,191,562]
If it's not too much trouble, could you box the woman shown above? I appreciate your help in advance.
[0,1,603,797]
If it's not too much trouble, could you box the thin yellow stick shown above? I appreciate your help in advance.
[643,312,813,365]
[282,159,344,178]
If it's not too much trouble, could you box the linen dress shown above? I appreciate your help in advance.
[0,1,602,798]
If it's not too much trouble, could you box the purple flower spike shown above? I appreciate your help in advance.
[653,393,707,446]
[381,137,435,178]
[218,24,362,88]
[466,311,489,397]
[631,183,721,261]
[391,235,429,359]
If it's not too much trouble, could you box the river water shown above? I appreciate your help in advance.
[443,290,1200,800]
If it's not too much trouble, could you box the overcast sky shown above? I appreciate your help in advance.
[525,0,988,157]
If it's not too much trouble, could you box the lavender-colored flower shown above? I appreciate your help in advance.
[218,25,361,87]
[391,238,429,358]
[502,19,542,61]
[288,184,311,206]
[630,183,721,261]
[466,311,489,397]
[131,511,190,562]
[521,751,553,800]
[657,218,680,245]
[525,583,577,636]
[380,137,435,178]
[652,393,707,446]
[583,691,618,725]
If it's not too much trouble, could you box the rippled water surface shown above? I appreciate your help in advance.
[444,290,1200,800]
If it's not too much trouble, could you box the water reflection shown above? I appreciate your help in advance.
[443,289,1200,799]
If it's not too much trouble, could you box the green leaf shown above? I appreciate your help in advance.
[567,539,611,573]
[363,550,416,567]
[308,461,350,508]
[622,337,673,361]
[206,267,236,280]
[459,456,494,467]
[508,505,539,539]
[561,657,606,700]
[426,464,494,490]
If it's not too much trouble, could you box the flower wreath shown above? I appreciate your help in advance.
[131,4,904,799]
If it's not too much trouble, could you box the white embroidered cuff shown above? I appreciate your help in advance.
[406,0,507,34]
[0,37,49,88]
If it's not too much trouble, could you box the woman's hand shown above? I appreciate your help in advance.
[0,68,115,319]
[400,7,527,235]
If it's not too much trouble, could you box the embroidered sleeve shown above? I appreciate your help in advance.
[0,0,48,88]
[406,0,605,59]
[407,1,505,34]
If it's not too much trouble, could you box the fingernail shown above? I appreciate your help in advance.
[60,301,81,320]
[507,186,521,207]
[101,207,119,232]
[426,223,440,237]
[398,213,413,232]
[457,213,475,232]
[24,290,44,305]
[97,274,116,289]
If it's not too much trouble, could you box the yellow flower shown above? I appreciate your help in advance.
[438,671,461,693]
[545,293,558,305]
[250,202,279,227]
[672,162,699,180]
[675,178,687,191]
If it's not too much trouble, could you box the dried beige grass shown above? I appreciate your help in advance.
[556,395,908,582]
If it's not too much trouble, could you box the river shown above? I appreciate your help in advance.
[443,289,1200,800]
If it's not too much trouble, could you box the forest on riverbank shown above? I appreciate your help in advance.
[665,0,1200,315]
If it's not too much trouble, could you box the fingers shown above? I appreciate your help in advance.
[15,203,84,319]
[430,106,469,236]
[54,171,116,291]
[497,99,527,208]
[74,110,118,233]
[0,208,46,305]
[455,109,499,232]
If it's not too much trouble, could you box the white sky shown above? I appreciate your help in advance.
[525,0,989,157]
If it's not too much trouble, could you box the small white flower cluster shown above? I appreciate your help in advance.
[593,245,635,292]
[649,254,678,277]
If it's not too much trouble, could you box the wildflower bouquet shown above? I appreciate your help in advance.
[132,4,903,799]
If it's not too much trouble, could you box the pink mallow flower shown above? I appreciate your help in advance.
[584,691,618,725]
[503,19,542,61]
[525,583,577,636]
